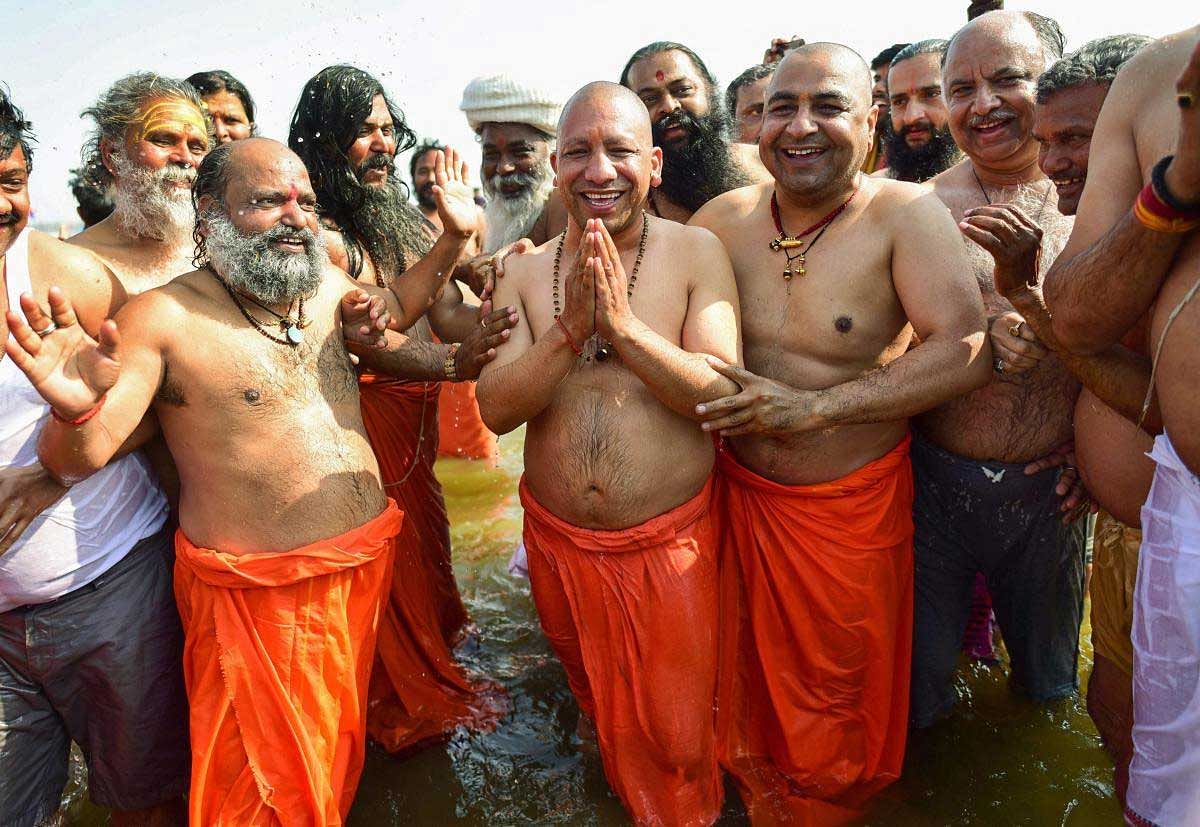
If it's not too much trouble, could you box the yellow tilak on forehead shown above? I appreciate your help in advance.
[135,100,207,143]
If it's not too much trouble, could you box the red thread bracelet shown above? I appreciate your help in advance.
[555,316,582,355]
[51,394,107,426]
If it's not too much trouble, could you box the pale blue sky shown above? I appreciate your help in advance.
[10,0,1194,227]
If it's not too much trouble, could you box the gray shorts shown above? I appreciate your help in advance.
[0,527,190,825]
[910,434,1087,728]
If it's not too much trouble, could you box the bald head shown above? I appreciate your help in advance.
[553,81,662,236]
[772,42,873,110]
[559,81,652,145]
[946,10,1065,72]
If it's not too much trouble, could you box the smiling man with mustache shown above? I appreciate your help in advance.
[691,42,988,821]
[912,9,1094,731]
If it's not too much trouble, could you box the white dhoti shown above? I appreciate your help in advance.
[1128,431,1200,827]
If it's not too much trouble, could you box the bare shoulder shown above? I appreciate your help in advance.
[28,230,126,327]
[689,182,770,231]
[118,269,209,331]
[500,236,556,294]
[731,142,771,184]
[658,216,726,258]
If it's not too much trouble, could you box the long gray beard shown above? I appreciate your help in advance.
[355,178,432,279]
[205,210,327,305]
[109,149,195,243]
[482,166,553,253]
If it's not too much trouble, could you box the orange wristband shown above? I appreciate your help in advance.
[1134,180,1200,234]
[51,394,107,426]
[555,316,582,355]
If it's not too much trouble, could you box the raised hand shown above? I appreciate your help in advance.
[431,147,480,240]
[452,299,520,380]
[1164,39,1200,205]
[959,203,1044,298]
[559,223,596,343]
[4,287,120,420]
[340,288,391,349]
[591,219,634,341]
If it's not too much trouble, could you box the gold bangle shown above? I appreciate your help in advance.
[443,343,460,381]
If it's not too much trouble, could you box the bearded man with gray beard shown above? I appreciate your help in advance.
[289,65,515,754]
[4,137,465,823]
[71,73,211,295]
[460,74,566,251]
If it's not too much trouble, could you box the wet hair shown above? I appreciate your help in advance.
[190,141,237,265]
[871,43,911,72]
[80,72,209,188]
[1036,34,1151,103]
[288,65,417,224]
[619,41,719,98]
[890,39,950,69]
[945,11,1065,68]
[408,138,444,183]
[186,69,257,125]
[68,167,113,225]
[725,63,775,122]
[0,86,34,171]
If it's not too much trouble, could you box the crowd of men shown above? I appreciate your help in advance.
[0,4,1197,826]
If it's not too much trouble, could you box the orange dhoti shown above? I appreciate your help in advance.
[716,437,915,825]
[174,502,402,827]
[520,476,722,827]
[437,380,499,465]
[358,375,504,754]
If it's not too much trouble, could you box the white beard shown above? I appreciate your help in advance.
[482,166,554,253]
[110,149,195,243]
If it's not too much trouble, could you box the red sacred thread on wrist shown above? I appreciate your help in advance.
[51,394,107,426]
[555,316,582,355]
[1135,182,1200,234]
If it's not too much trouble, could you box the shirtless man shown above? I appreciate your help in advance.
[967,34,1152,805]
[72,73,210,294]
[690,43,987,820]
[4,137,456,824]
[904,10,1092,730]
[288,64,512,752]
[1040,29,1200,827]
[726,63,775,145]
[476,81,741,826]
[0,87,186,827]
[620,41,766,222]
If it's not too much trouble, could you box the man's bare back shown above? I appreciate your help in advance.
[920,159,1079,463]
[693,175,986,483]
[486,215,737,528]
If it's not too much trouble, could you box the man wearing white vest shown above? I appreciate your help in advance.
[0,89,188,827]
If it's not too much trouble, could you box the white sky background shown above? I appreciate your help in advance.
[10,0,1195,228]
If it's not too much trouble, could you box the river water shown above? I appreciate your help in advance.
[65,429,1122,825]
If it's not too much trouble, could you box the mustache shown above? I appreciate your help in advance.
[159,165,197,185]
[257,222,320,252]
[488,171,541,191]
[654,109,701,138]
[898,119,936,137]
[358,153,394,176]
[966,107,1018,129]
[0,213,17,225]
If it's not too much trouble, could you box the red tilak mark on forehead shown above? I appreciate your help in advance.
[287,183,299,201]
[656,70,665,82]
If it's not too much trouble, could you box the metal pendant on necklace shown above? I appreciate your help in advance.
[282,320,303,345]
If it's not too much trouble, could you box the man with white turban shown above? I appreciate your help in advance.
[461,74,566,251]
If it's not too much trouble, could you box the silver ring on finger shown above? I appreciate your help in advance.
[34,322,58,337]
[993,357,1006,374]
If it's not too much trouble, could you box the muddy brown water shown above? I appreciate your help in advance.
[64,430,1121,825]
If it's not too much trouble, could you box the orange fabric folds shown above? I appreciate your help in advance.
[173,502,402,827]
[438,380,499,465]
[358,375,504,754]
[716,437,915,825]
[520,476,722,827]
